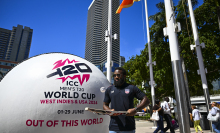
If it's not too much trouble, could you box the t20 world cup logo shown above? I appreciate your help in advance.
[47,59,92,85]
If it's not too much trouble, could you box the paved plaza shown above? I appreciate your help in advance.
[135,120,211,133]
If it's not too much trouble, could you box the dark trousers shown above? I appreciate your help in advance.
[153,115,165,133]
[212,121,220,133]
[164,114,175,133]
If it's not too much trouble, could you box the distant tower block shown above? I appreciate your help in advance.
[85,0,120,70]
[0,25,33,62]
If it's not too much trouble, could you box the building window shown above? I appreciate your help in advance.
[2,68,8,71]
[0,62,7,65]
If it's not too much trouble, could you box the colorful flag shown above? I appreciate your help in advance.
[116,0,140,14]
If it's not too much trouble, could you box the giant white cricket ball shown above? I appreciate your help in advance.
[0,53,110,133]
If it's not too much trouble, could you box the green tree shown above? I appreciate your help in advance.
[124,0,220,99]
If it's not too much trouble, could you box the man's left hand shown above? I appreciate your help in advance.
[126,108,137,116]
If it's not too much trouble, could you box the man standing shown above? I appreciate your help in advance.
[103,67,150,133]
[162,97,175,133]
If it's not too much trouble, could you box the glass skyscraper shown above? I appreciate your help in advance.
[85,0,120,72]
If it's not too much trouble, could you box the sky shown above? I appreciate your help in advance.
[0,0,203,62]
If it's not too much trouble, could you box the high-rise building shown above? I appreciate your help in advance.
[0,28,11,60]
[119,56,125,67]
[85,0,120,72]
[0,59,18,81]
[0,25,33,62]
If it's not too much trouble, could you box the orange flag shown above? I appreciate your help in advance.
[116,0,140,14]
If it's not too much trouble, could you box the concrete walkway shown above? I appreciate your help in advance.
[136,120,211,133]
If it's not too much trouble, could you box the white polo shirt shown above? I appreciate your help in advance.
[162,101,171,115]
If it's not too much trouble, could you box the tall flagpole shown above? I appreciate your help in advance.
[163,0,191,132]
[187,0,212,130]
[106,0,112,82]
[144,0,157,128]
